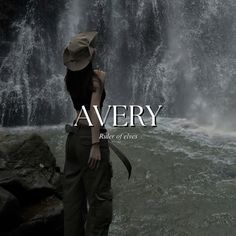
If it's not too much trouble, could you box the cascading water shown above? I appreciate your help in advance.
[0,0,235,129]
[0,0,71,126]
[155,0,236,131]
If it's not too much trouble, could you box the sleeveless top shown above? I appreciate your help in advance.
[70,86,106,111]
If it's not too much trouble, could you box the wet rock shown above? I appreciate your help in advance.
[0,133,63,235]
[0,134,59,201]
[0,150,7,169]
[0,170,27,203]
[0,186,20,231]
[9,195,63,236]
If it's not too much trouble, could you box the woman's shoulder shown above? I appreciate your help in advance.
[94,69,106,83]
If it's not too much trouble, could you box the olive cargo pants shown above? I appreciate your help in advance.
[63,124,113,236]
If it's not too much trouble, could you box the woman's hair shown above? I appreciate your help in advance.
[64,62,101,98]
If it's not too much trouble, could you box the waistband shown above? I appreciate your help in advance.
[65,123,107,134]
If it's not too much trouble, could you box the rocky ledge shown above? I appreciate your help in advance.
[0,133,63,236]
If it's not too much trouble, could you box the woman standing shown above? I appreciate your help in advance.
[63,31,113,236]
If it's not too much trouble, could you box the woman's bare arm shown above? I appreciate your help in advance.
[88,71,105,169]
[90,72,105,143]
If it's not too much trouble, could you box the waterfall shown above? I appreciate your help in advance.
[0,0,235,130]
[0,0,72,126]
[154,0,236,131]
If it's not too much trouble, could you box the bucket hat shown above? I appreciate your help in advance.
[63,31,98,71]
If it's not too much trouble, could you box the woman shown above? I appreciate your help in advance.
[62,31,113,236]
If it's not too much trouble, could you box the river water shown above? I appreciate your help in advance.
[1,117,236,235]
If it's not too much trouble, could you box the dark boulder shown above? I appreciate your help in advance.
[0,186,20,231]
[0,133,60,202]
[8,195,63,236]
[0,133,63,235]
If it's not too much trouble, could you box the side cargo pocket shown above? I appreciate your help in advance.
[108,161,113,178]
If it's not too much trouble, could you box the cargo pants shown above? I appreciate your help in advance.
[63,123,113,236]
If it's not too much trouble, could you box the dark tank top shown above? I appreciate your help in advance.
[70,87,106,111]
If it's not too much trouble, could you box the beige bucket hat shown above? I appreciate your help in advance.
[63,31,98,71]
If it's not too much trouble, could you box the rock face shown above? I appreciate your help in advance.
[0,133,63,235]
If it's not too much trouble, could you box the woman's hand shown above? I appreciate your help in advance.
[88,144,101,169]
